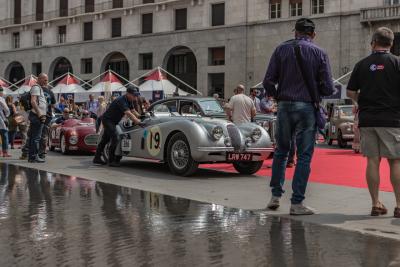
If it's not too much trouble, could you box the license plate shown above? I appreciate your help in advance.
[226,152,253,161]
[122,139,132,152]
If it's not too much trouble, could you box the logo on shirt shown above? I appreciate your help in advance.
[369,64,385,71]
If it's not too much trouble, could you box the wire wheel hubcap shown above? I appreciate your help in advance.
[171,140,189,170]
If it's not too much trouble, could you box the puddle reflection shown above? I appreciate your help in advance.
[0,163,400,267]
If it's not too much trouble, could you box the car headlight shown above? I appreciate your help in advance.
[211,126,224,140]
[252,128,262,141]
[69,135,78,145]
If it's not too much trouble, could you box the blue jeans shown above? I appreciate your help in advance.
[28,112,44,160]
[270,101,317,204]
[0,129,9,151]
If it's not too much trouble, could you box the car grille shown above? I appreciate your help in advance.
[227,124,241,151]
[84,134,99,146]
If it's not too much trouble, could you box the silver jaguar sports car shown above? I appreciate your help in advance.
[108,100,274,176]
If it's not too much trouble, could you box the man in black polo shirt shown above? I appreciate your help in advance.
[93,85,143,167]
[347,27,400,218]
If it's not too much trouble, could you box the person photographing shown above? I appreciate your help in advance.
[93,85,143,167]
[28,73,49,163]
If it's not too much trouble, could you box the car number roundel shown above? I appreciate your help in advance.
[146,126,162,156]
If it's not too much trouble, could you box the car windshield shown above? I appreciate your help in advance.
[339,107,353,117]
[198,100,224,115]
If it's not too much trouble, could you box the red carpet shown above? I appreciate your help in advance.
[201,148,394,192]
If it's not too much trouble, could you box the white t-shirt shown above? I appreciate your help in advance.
[227,94,255,124]
[30,85,47,116]
[251,96,261,113]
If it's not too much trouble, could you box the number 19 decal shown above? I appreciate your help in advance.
[147,126,162,156]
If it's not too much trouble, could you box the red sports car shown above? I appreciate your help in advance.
[49,118,99,154]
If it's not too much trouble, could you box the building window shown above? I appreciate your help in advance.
[81,58,93,74]
[385,0,400,5]
[143,0,154,3]
[209,47,225,66]
[36,0,44,21]
[12,32,20,49]
[142,13,153,34]
[211,3,225,26]
[111,18,122,38]
[290,0,302,17]
[175,8,187,31]
[60,0,68,17]
[34,29,42,47]
[85,0,94,13]
[32,63,42,76]
[113,0,123,8]
[14,0,21,24]
[311,0,324,14]
[139,53,153,70]
[83,22,93,41]
[58,25,67,43]
[270,0,281,19]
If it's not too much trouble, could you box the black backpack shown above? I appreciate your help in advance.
[20,85,41,111]
[20,91,32,111]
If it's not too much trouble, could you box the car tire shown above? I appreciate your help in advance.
[337,130,347,148]
[48,137,55,152]
[233,161,264,175]
[167,132,198,176]
[60,134,69,155]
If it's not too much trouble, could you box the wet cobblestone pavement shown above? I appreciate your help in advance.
[0,163,400,267]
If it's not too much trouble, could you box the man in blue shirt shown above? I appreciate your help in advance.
[263,18,334,215]
[93,85,143,167]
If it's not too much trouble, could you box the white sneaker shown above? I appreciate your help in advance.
[267,196,281,210]
[290,204,316,215]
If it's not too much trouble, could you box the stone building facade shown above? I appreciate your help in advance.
[0,0,397,98]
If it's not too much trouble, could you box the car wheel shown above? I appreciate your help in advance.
[60,134,69,155]
[326,129,333,146]
[167,132,198,176]
[48,136,55,152]
[337,130,347,148]
[233,161,264,175]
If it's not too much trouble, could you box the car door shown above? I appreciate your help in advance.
[124,101,177,160]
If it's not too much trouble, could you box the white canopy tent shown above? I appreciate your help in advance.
[51,72,90,103]
[131,67,201,101]
[138,69,186,100]
[87,70,128,93]
[12,75,38,95]
[0,77,14,95]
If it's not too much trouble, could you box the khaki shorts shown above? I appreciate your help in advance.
[360,128,400,159]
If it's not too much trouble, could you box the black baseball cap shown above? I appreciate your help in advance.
[294,18,316,33]
[126,84,140,96]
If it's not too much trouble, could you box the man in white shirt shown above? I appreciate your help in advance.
[225,84,256,124]
[28,73,49,163]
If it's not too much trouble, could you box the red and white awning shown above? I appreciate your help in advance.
[89,71,126,93]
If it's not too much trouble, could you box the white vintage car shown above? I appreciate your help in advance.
[105,99,274,176]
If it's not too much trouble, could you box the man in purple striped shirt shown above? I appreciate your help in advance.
[263,18,334,215]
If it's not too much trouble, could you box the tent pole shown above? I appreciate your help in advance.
[159,67,202,96]
[129,68,156,84]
